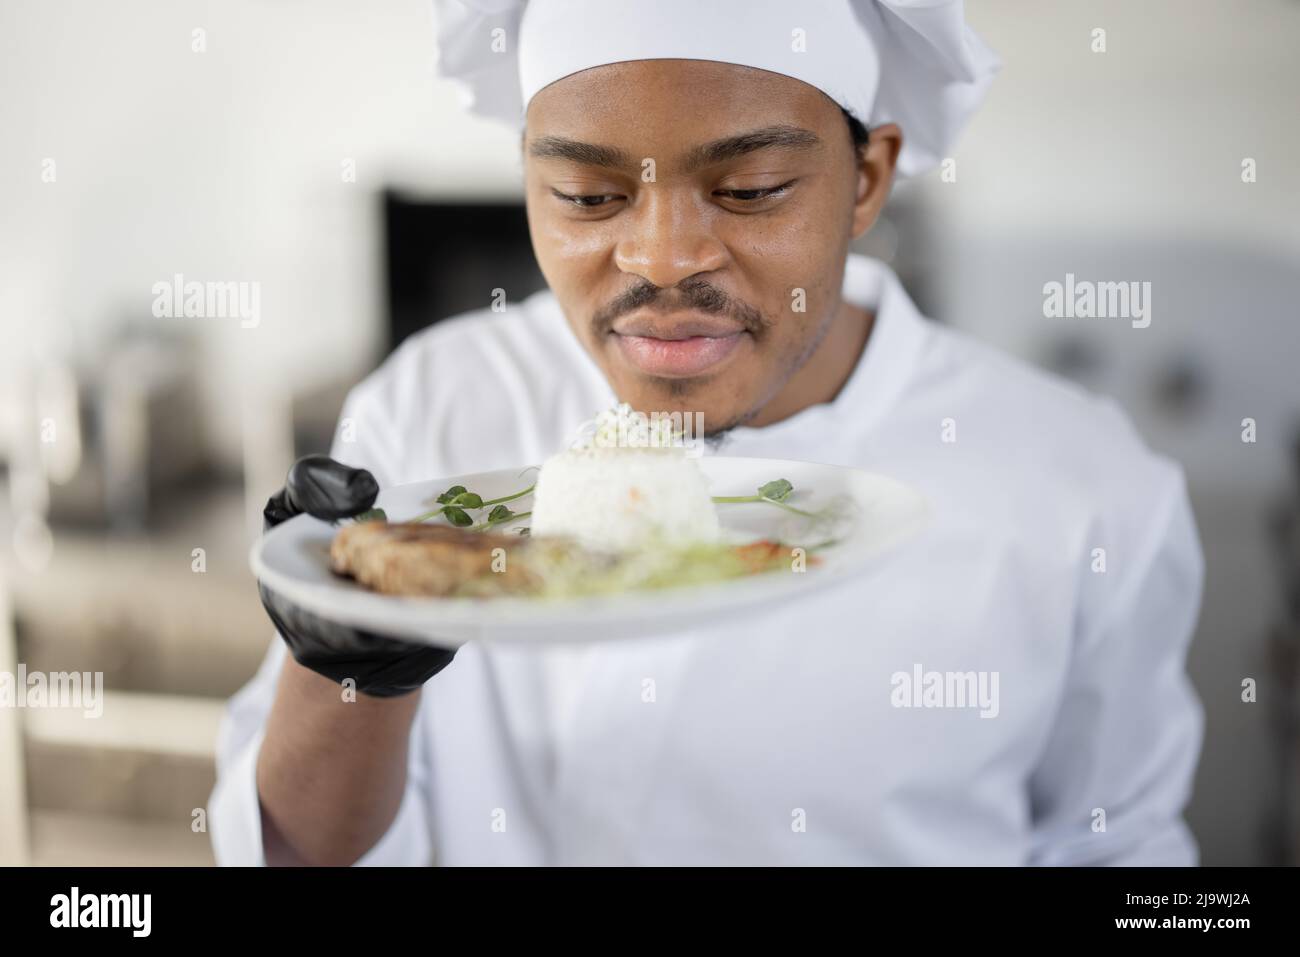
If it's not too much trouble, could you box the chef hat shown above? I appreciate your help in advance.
[431,0,999,178]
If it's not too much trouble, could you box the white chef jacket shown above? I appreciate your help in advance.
[209,254,1205,866]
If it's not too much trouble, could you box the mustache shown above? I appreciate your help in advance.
[591,276,769,336]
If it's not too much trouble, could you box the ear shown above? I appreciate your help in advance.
[850,122,902,239]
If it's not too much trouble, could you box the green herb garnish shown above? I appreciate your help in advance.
[406,474,818,532]
[443,506,474,527]
[409,482,536,525]
[712,478,817,518]
[436,485,466,504]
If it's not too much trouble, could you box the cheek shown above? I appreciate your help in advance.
[526,200,612,330]
[726,212,849,327]
[754,264,839,341]
[526,192,611,270]
[768,311,823,360]
[538,221,612,266]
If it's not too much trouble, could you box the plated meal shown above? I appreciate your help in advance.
[251,405,930,646]
[329,405,827,600]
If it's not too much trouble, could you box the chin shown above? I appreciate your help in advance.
[610,379,750,434]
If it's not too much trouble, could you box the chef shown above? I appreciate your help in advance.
[209,0,1205,866]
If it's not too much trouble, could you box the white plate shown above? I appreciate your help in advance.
[249,457,929,647]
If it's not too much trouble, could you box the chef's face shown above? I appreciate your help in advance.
[523,59,898,433]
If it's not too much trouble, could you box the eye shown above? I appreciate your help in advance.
[716,180,797,203]
[552,189,623,209]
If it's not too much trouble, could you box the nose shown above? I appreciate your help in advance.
[613,188,727,288]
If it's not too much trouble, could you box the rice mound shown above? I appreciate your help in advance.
[529,446,719,552]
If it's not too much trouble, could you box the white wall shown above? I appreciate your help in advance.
[950,0,1300,254]
[0,0,521,467]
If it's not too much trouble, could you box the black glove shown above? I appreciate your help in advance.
[259,454,457,698]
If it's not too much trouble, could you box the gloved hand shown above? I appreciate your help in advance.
[259,454,458,697]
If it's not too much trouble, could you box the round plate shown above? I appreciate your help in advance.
[249,457,929,647]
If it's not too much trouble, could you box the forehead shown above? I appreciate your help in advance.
[525,59,841,148]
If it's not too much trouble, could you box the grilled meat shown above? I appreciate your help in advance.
[330,521,539,597]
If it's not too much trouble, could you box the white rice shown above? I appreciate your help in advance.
[529,446,719,552]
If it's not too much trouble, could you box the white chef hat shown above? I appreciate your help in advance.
[431,0,999,178]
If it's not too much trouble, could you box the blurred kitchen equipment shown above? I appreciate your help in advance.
[31,329,209,531]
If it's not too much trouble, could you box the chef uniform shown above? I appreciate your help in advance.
[209,0,1205,865]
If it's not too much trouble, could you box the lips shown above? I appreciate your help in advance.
[612,313,747,339]
[609,313,749,377]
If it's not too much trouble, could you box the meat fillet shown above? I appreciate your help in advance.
[330,521,539,597]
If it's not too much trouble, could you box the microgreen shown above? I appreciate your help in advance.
[444,506,474,527]
[712,478,817,518]
[408,482,536,525]
[758,479,793,502]
[472,506,532,532]
[405,474,815,531]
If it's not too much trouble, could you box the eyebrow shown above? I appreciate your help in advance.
[525,124,822,174]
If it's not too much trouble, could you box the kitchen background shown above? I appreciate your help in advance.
[1,0,1297,865]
